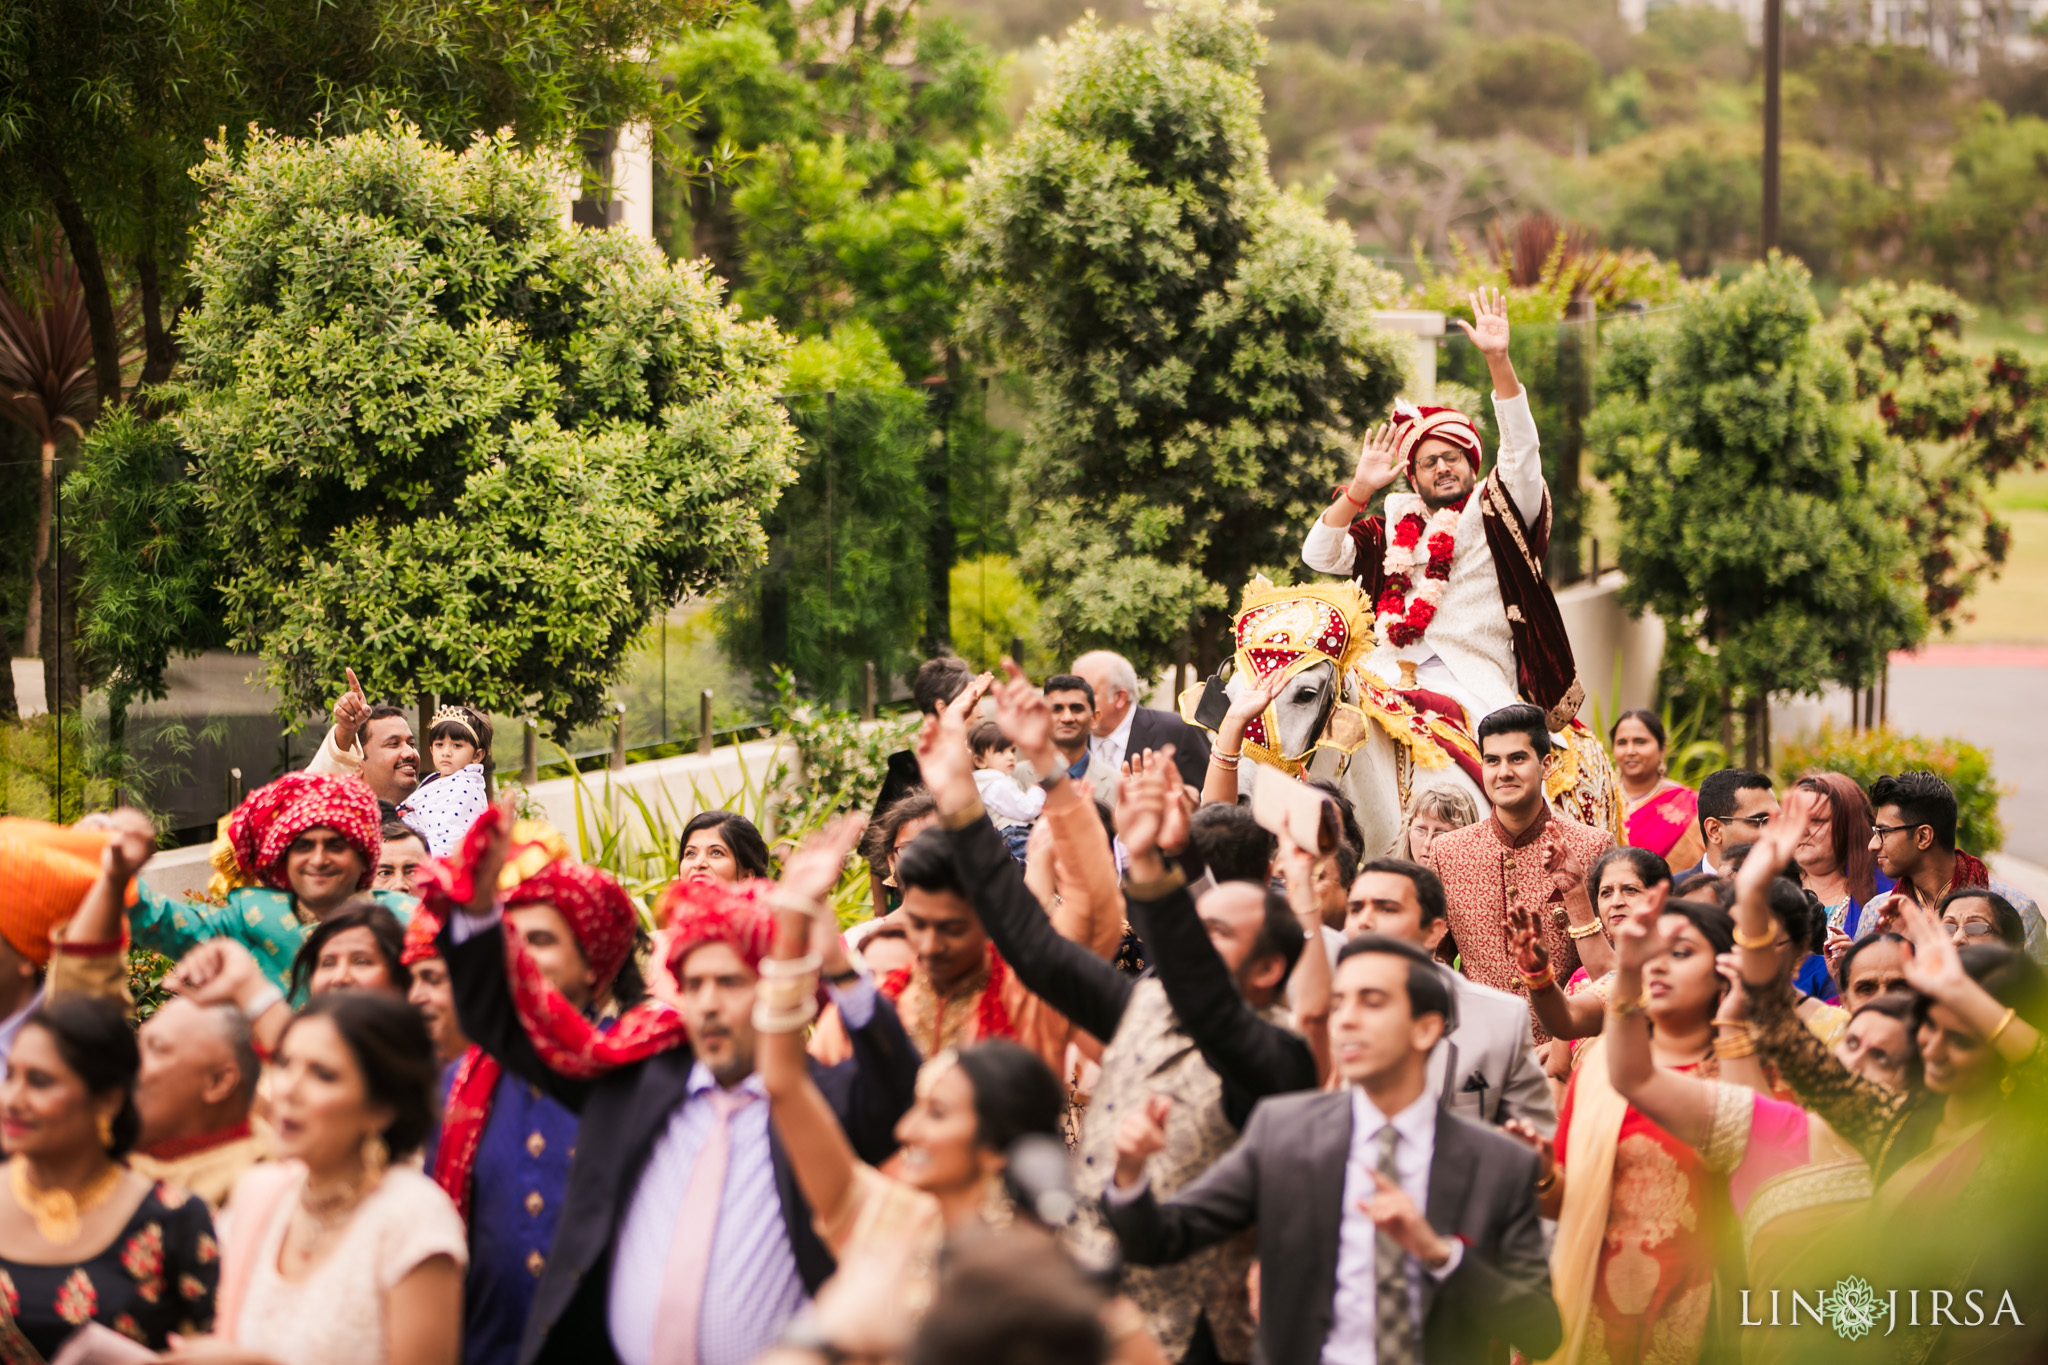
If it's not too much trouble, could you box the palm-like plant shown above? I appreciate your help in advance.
[0,229,137,659]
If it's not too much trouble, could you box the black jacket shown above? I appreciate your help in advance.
[944,810,1316,1126]
[439,920,922,1365]
[1106,1090,1561,1365]
[1127,705,1211,791]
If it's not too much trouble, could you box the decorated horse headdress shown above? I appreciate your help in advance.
[1179,576,1376,776]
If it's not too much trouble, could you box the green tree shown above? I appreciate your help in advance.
[74,122,799,734]
[0,0,702,413]
[1890,103,2048,301]
[1826,279,2048,631]
[1420,34,1601,152]
[1591,256,1924,762]
[1582,124,1872,277]
[716,321,932,706]
[660,0,1001,379]
[1792,41,1953,189]
[956,0,1409,673]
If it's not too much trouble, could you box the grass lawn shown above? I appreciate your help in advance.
[1949,469,2048,646]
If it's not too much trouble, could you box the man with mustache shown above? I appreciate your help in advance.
[306,667,422,819]
[1299,286,1586,791]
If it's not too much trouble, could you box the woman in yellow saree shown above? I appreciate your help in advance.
[1601,900,1878,1365]
[1528,897,1747,1365]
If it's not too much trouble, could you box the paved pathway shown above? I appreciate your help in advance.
[1889,646,2048,865]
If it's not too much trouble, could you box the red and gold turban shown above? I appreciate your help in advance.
[401,902,444,966]
[1390,398,1482,483]
[655,876,776,980]
[225,772,381,892]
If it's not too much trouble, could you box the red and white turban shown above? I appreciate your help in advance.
[225,772,381,892]
[655,876,776,980]
[1390,398,1483,484]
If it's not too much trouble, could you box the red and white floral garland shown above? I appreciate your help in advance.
[1376,505,1461,648]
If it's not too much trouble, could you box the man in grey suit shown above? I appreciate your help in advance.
[1347,857,1556,1137]
[1105,935,1560,1365]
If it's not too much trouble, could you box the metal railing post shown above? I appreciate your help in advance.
[862,662,876,722]
[611,703,627,772]
[699,690,714,756]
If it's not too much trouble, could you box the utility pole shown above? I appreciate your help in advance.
[1762,0,1783,253]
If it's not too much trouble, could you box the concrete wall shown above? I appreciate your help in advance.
[1555,575,1664,722]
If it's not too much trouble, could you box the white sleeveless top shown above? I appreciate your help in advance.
[232,1165,467,1365]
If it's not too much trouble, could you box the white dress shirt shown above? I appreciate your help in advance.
[1091,705,1137,773]
[1323,1087,1462,1365]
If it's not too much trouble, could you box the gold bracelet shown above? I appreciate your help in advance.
[1566,919,1606,940]
[1987,1007,2019,1045]
[1521,967,1556,992]
[1535,1167,1558,1194]
[1716,1032,1758,1060]
[1732,924,1779,951]
[1210,752,1240,770]
[1609,990,1651,1018]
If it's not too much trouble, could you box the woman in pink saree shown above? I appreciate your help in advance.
[1610,710,1703,869]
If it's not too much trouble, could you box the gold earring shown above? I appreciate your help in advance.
[361,1131,390,1180]
[96,1113,114,1148]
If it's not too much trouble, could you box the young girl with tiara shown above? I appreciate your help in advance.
[398,704,493,856]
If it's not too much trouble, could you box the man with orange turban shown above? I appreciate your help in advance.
[127,771,412,994]
[0,815,137,1057]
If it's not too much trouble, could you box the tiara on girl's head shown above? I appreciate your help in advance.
[431,705,479,741]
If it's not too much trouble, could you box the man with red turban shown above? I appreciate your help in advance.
[1301,286,1584,737]
[128,771,412,994]
[426,800,921,1365]
[408,823,661,1365]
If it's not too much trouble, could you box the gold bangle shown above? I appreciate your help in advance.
[1716,1033,1757,1060]
[1566,919,1606,940]
[1732,924,1779,951]
[1535,1167,1558,1194]
[1210,753,1240,770]
[1987,1007,2019,1045]
[1609,990,1651,1018]
[1521,967,1557,992]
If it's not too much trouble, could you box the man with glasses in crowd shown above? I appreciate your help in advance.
[1678,768,1779,883]
[1863,770,2044,961]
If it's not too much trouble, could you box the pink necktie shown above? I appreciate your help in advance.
[653,1088,757,1365]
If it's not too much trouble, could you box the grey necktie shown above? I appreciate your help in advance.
[1374,1125,1418,1365]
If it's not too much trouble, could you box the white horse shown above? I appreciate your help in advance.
[1192,579,1622,858]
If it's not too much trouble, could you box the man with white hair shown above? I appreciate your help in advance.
[1072,649,1210,791]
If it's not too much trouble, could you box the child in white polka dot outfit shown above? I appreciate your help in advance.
[398,704,492,856]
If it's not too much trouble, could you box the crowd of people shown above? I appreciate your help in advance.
[2,297,2044,1365]
[2,655,2043,1365]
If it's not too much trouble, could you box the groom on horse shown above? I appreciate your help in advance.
[1301,285,1582,738]
[1303,289,1615,1035]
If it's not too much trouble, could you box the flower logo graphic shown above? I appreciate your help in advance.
[1826,1276,1883,1340]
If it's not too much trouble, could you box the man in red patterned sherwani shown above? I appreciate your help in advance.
[1425,703,1612,1042]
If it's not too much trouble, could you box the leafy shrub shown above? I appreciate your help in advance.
[769,668,918,834]
[1778,723,2005,854]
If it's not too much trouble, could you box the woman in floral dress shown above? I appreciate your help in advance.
[0,996,216,1359]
